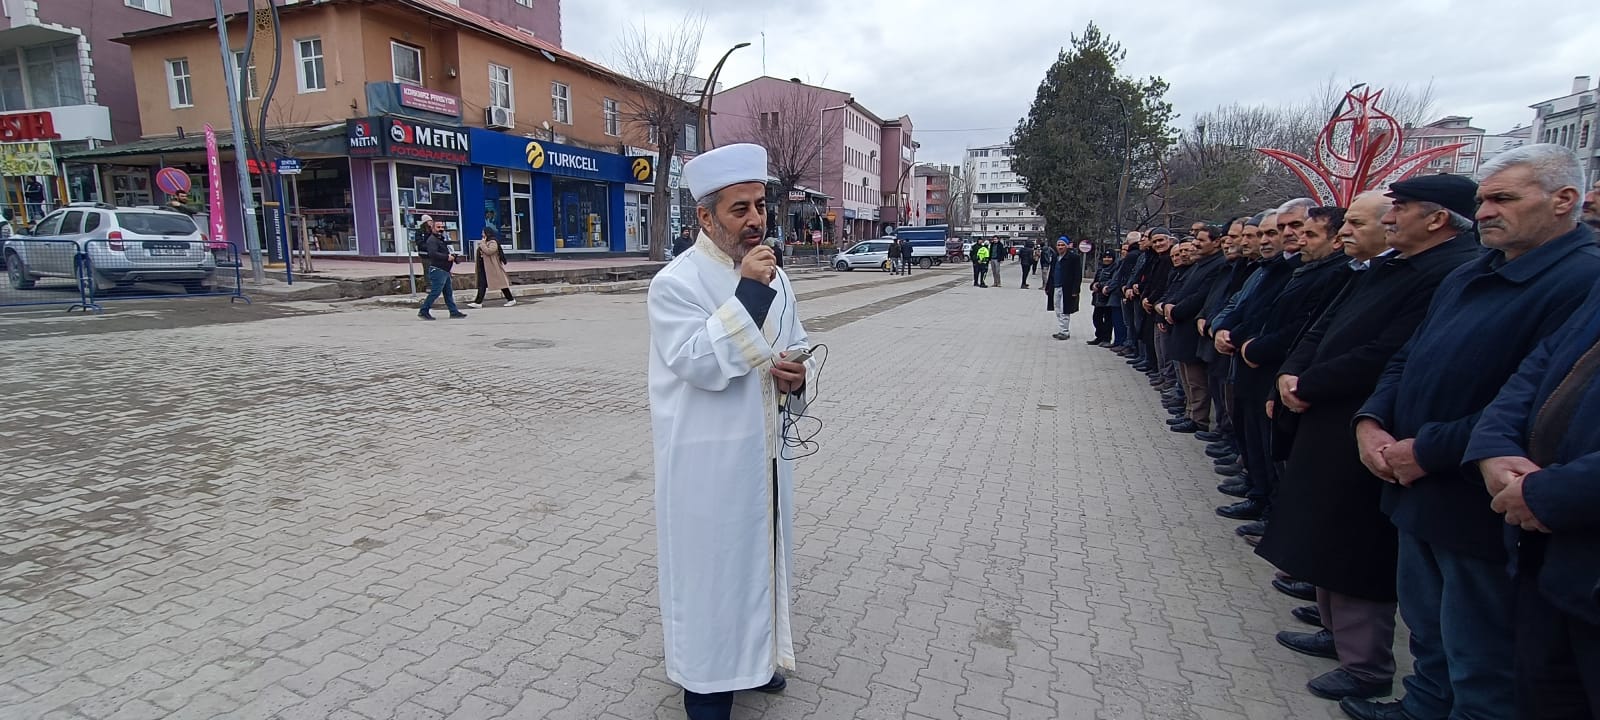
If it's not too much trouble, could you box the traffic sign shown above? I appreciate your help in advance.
[276,158,303,175]
[155,167,191,194]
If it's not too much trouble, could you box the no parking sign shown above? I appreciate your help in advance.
[155,167,191,195]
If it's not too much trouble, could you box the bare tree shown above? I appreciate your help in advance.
[726,88,843,243]
[612,16,704,261]
[943,170,971,229]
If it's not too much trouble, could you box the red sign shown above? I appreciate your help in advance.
[397,85,461,117]
[155,167,192,194]
[204,124,227,247]
[0,112,61,143]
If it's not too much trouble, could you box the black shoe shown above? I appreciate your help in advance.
[1086,338,1102,345]
[418,311,436,320]
[1214,463,1244,477]
[683,689,735,720]
[1170,420,1201,434]
[1217,498,1265,520]
[1217,481,1249,498]
[1338,698,1413,720]
[1194,430,1226,443]
[1206,443,1235,457]
[1244,534,1261,547]
[1292,604,1324,628]
[1278,629,1338,659]
[754,673,786,694]
[1235,520,1268,537]
[1167,417,1190,426]
[1131,364,1152,372]
[1273,578,1317,601]
[1212,454,1240,466]
[1149,376,1166,387]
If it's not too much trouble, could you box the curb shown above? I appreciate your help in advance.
[370,279,653,306]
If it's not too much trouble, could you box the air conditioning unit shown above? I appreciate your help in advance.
[486,106,515,129]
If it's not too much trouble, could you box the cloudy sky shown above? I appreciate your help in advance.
[564,0,1596,168]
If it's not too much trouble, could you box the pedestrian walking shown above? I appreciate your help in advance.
[1018,241,1037,288]
[971,241,989,287]
[467,226,515,308]
[671,226,695,259]
[23,177,44,220]
[647,143,810,720]
[899,236,916,275]
[416,217,467,320]
[889,238,904,275]
[1043,237,1082,339]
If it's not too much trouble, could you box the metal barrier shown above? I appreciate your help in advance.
[79,239,250,307]
[0,237,95,312]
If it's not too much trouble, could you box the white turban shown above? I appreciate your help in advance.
[682,143,769,200]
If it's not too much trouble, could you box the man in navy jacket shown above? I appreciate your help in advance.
[1347,146,1600,720]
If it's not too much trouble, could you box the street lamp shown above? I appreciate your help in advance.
[699,42,750,151]
[893,160,926,229]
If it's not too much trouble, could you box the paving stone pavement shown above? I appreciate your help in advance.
[0,266,1401,719]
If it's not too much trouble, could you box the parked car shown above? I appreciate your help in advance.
[831,239,893,271]
[5,203,217,293]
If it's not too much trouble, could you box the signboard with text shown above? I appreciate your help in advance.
[203,124,227,246]
[344,117,470,165]
[397,85,461,117]
[468,128,633,183]
[0,142,55,176]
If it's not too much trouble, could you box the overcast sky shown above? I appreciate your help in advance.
[564,1,1598,168]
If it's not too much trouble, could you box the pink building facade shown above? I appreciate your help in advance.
[711,76,916,243]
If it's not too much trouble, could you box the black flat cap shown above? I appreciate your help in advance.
[1385,174,1479,220]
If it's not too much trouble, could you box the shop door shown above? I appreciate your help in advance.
[557,191,583,249]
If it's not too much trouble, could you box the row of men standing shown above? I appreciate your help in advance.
[1090,142,1600,719]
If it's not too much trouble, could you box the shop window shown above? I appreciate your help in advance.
[293,159,356,253]
[552,178,608,250]
[382,162,459,254]
[392,42,423,86]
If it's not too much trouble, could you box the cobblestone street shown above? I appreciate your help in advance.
[1,267,1382,719]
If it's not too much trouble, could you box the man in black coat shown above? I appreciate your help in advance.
[1209,202,1310,535]
[1135,230,1176,377]
[1043,237,1083,339]
[1088,251,1118,344]
[1345,149,1600,720]
[1202,219,1259,470]
[1111,232,1145,355]
[1018,240,1037,288]
[1465,277,1600,718]
[1164,225,1229,433]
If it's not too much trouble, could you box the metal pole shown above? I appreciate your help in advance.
[212,0,265,283]
[698,43,750,152]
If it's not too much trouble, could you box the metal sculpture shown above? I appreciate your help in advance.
[1258,86,1465,206]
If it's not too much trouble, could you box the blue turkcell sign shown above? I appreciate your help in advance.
[468,128,633,184]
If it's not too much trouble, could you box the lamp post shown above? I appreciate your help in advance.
[893,160,925,229]
[698,42,750,151]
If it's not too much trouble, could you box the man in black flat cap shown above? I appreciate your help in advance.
[1344,146,1600,720]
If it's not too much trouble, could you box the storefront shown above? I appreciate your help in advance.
[459,129,637,254]
[345,116,468,256]
[0,105,113,224]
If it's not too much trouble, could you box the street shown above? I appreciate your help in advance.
[1,266,1373,720]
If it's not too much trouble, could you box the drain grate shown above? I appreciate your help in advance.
[494,338,556,350]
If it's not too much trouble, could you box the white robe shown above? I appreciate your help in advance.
[648,234,810,694]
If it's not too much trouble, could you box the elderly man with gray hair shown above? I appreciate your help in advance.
[1343,144,1600,720]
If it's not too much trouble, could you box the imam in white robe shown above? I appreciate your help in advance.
[647,234,811,694]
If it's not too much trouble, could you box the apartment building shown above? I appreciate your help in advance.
[1529,75,1598,184]
[964,143,1043,240]
[1400,116,1486,176]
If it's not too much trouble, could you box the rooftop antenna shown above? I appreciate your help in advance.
[760,31,766,75]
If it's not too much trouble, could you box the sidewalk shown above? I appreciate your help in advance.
[260,256,668,300]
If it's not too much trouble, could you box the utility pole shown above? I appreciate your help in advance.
[213,0,265,283]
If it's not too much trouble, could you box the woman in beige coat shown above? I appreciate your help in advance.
[468,226,515,308]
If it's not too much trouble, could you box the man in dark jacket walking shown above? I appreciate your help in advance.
[1465,278,1600,718]
[1346,147,1600,720]
[416,217,467,320]
[1018,241,1037,288]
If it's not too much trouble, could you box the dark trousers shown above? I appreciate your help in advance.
[1394,530,1515,720]
[1091,307,1115,342]
[1237,376,1276,504]
[683,690,734,720]
[1514,549,1600,719]
[1140,310,1158,366]
[473,287,513,304]
[1317,587,1398,683]
[1120,300,1143,349]
[1020,262,1035,285]
[972,264,986,286]
[1109,302,1127,345]
[1208,362,1233,434]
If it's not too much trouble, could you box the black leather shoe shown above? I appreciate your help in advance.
[1212,453,1239,465]
[1170,420,1201,434]
[1273,578,1316,601]
[1206,444,1235,458]
[754,673,786,694]
[1167,417,1189,426]
[1217,481,1249,498]
[1217,499,1265,520]
[1235,520,1267,537]
[1277,629,1337,659]
[1214,463,1245,477]
[1131,364,1152,373]
[1194,430,1226,443]
[1292,604,1324,628]
[1307,668,1392,701]
[1149,376,1167,387]
[1338,698,1413,720]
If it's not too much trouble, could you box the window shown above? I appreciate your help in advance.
[603,98,620,137]
[489,64,513,110]
[231,50,259,100]
[295,38,325,92]
[125,0,171,14]
[1581,121,1591,148]
[647,123,659,146]
[515,0,532,5]
[391,42,423,86]
[11,43,84,109]
[550,81,571,123]
[166,58,193,108]
[683,123,699,152]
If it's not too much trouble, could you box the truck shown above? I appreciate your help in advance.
[891,225,950,269]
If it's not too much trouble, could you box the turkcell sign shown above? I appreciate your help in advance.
[546,151,599,172]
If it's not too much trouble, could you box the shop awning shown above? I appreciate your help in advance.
[57,124,349,166]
